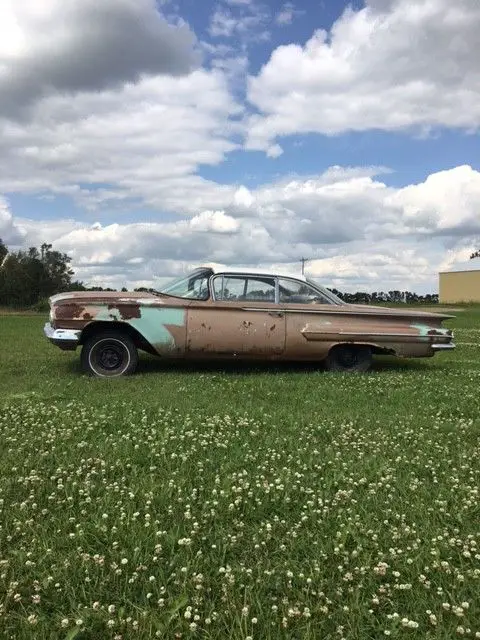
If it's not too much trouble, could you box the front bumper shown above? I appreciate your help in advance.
[44,323,81,351]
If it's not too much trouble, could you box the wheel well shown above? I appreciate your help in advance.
[329,342,395,356]
[80,322,157,356]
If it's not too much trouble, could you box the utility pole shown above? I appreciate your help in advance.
[300,257,309,275]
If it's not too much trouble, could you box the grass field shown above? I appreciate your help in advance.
[0,311,479,639]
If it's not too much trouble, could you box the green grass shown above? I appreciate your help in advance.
[0,311,479,639]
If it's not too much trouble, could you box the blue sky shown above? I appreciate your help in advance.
[0,0,479,292]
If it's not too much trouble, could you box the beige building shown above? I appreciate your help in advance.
[439,259,480,303]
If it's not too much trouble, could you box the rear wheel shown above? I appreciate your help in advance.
[325,344,372,373]
[81,331,138,377]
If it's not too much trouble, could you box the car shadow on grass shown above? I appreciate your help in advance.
[65,353,442,378]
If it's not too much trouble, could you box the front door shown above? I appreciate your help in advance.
[186,275,286,357]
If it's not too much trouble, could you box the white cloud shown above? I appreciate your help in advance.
[247,0,480,152]
[387,165,480,233]
[208,2,270,41]
[0,196,23,244]
[0,0,199,117]
[209,8,238,37]
[211,54,249,83]
[0,70,241,214]
[189,210,240,234]
[5,165,480,292]
[275,2,302,26]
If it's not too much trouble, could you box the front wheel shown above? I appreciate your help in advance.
[81,331,138,377]
[325,344,372,373]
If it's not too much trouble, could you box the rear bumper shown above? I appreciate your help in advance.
[44,323,81,351]
[431,343,456,351]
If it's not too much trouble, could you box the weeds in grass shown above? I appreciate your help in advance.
[0,399,479,639]
[0,311,479,638]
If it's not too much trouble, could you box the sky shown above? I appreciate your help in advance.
[0,0,479,293]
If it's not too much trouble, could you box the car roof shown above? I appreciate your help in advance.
[201,265,309,282]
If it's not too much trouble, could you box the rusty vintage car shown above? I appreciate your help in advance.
[43,266,455,377]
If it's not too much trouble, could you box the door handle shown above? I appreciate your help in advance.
[268,311,284,317]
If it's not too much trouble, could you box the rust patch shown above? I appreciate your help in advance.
[108,304,141,320]
[159,324,187,354]
[55,303,85,320]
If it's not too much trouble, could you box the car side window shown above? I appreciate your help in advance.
[214,276,276,302]
[213,276,245,300]
[278,278,331,304]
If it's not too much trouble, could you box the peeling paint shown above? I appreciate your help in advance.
[47,283,454,365]
[128,307,185,354]
[411,323,431,337]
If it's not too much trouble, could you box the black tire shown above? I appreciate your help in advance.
[81,331,138,378]
[325,344,372,373]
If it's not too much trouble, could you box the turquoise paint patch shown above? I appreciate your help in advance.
[411,323,450,342]
[411,323,430,337]
[128,307,185,352]
[89,304,185,352]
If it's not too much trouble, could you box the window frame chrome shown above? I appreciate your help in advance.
[209,273,341,305]
[211,273,278,303]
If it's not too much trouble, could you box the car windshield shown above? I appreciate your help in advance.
[305,278,345,305]
[158,268,212,300]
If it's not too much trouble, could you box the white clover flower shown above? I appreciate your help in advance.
[108,604,115,614]
[60,619,69,628]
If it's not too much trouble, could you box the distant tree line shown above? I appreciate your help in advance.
[0,239,164,309]
[0,238,84,309]
[0,238,439,309]
[329,288,439,305]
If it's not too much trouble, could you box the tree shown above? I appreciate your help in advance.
[0,240,78,308]
[470,250,480,259]
[0,238,7,264]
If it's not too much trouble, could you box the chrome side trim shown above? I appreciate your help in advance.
[302,329,450,341]
[337,331,421,338]
[44,323,81,351]
[241,307,448,318]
